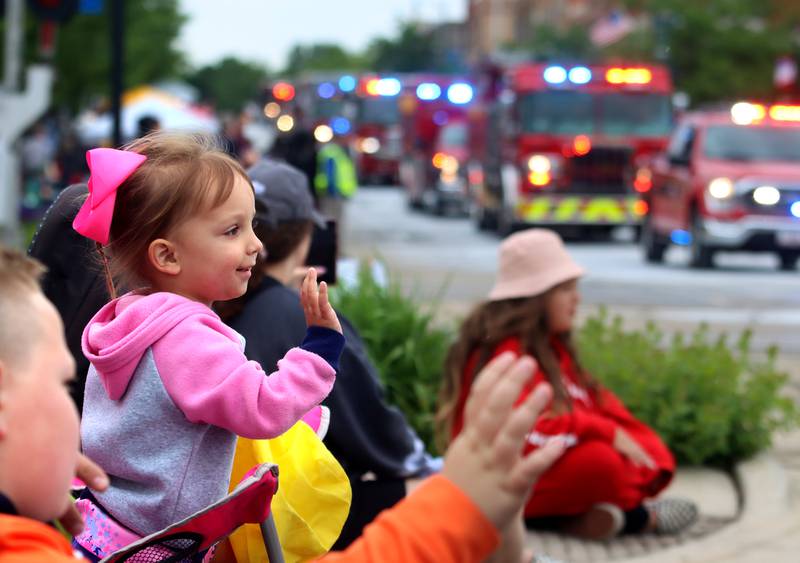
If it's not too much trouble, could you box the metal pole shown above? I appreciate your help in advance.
[3,0,24,93]
[110,0,124,146]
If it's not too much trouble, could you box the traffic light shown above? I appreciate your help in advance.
[27,0,79,22]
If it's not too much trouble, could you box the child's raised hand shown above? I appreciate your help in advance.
[300,267,342,334]
[442,352,566,530]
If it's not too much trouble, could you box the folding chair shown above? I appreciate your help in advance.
[100,463,285,563]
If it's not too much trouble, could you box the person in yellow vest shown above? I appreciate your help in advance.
[315,136,358,249]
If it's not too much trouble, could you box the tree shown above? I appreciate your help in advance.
[367,23,436,72]
[282,43,365,76]
[187,57,268,113]
[611,0,799,105]
[8,0,188,111]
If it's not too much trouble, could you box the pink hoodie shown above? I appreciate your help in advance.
[80,291,339,536]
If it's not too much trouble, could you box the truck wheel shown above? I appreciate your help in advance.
[778,251,799,271]
[641,218,667,263]
[689,213,714,269]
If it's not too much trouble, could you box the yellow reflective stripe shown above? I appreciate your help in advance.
[553,197,581,221]
[516,196,641,223]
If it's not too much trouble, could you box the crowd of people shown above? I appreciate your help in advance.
[0,126,698,562]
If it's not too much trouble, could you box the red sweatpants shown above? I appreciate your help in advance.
[525,430,673,517]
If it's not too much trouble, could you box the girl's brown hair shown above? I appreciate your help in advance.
[435,290,598,449]
[101,132,251,296]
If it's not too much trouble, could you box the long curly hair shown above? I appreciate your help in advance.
[435,291,598,449]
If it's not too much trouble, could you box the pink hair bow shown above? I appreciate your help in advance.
[72,148,147,245]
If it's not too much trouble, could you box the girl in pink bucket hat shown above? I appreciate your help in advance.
[438,229,698,541]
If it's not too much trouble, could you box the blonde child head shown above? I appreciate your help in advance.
[0,246,78,522]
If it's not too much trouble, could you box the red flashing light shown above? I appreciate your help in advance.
[606,68,652,85]
[634,168,652,193]
[365,79,380,96]
[573,135,591,156]
[528,171,551,187]
[272,82,295,102]
[633,200,649,216]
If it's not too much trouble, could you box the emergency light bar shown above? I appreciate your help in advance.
[318,82,336,99]
[447,83,474,104]
[376,78,402,96]
[416,83,442,101]
[730,102,800,124]
[339,75,356,92]
[769,105,800,122]
[605,68,652,85]
[543,66,592,85]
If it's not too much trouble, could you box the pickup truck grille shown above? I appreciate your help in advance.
[739,181,800,217]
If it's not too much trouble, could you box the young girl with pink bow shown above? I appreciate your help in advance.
[69,133,343,560]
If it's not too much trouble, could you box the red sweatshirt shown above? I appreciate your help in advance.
[0,515,81,562]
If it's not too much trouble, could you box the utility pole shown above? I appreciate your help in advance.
[110,0,124,147]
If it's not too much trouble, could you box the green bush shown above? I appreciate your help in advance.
[330,266,453,455]
[577,309,800,466]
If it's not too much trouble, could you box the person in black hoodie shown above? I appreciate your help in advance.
[215,158,441,549]
[27,183,108,409]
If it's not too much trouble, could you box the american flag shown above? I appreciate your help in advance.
[590,10,635,47]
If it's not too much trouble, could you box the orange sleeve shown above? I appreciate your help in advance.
[316,475,500,563]
[0,515,78,562]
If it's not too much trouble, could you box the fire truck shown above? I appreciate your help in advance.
[396,74,476,213]
[351,75,405,185]
[642,102,800,270]
[468,61,674,236]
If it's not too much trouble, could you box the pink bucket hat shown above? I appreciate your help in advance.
[488,229,585,301]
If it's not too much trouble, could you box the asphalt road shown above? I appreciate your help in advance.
[342,187,800,363]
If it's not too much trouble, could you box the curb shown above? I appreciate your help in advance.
[623,451,792,563]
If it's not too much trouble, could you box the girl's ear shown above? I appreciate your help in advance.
[148,239,181,276]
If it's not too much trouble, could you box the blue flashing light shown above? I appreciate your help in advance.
[670,230,692,246]
[543,66,568,84]
[376,78,402,96]
[338,75,356,92]
[433,111,449,126]
[331,117,351,135]
[446,82,474,105]
[318,82,336,99]
[792,202,800,218]
[568,66,592,85]
[416,82,442,101]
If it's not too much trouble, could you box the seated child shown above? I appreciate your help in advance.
[69,134,344,560]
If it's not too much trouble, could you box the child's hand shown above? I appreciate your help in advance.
[300,267,342,334]
[57,453,109,536]
[442,352,566,531]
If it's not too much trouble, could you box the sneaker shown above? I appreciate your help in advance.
[646,497,699,534]
[560,502,624,541]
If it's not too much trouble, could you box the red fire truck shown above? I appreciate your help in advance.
[396,74,476,212]
[468,61,674,236]
[642,102,800,270]
[351,76,406,185]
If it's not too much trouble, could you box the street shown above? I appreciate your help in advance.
[344,187,800,369]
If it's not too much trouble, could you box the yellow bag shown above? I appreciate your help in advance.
[228,421,352,563]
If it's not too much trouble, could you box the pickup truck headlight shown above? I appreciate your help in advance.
[707,177,734,199]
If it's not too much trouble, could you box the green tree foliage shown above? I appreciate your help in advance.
[367,23,436,72]
[187,57,268,113]
[7,0,188,111]
[282,43,365,76]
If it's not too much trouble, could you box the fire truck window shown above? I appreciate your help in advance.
[313,98,346,121]
[518,91,594,135]
[357,97,401,125]
[704,126,800,163]
[599,94,672,137]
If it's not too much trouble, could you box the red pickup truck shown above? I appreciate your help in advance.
[642,102,800,270]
